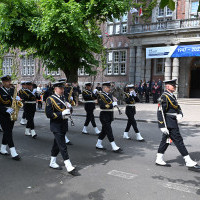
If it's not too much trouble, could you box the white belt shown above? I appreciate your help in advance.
[166,113,177,116]
[83,101,96,103]
[24,101,36,104]
[126,104,135,106]
[100,109,114,112]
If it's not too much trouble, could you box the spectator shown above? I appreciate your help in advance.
[144,82,151,103]
[152,82,160,103]
[96,83,102,92]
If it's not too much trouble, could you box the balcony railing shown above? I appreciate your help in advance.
[130,18,200,34]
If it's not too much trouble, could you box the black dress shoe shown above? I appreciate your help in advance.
[156,163,171,167]
[12,155,21,161]
[82,131,89,135]
[68,169,81,176]
[96,146,106,150]
[188,164,200,172]
[0,128,3,132]
[32,135,37,139]
[113,148,123,153]
[138,139,145,142]
[66,141,73,145]
[49,166,62,170]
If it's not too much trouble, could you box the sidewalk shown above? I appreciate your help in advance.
[37,101,200,127]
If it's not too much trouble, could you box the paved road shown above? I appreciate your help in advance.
[0,111,200,200]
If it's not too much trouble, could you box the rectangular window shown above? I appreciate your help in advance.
[120,51,126,62]
[79,67,84,75]
[23,58,26,66]
[56,69,60,75]
[27,57,31,66]
[107,64,112,75]
[9,58,13,66]
[158,8,164,16]
[107,25,113,35]
[31,57,35,66]
[155,58,164,74]
[122,24,127,33]
[114,52,119,62]
[27,66,30,75]
[23,66,26,75]
[108,52,113,62]
[31,66,35,75]
[113,64,119,75]
[120,64,126,75]
[166,7,173,16]
[115,24,120,34]
[114,18,120,23]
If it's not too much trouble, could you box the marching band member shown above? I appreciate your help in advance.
[156,79,200,172]
[123,84,144,141]
[45,81,78,176]
[18,81,27,125]
[0,75,20,160]
[82,82,100,134]
[22,81,40,138]
[96,82,122,153]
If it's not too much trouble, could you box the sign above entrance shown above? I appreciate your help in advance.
[146,45,200,59]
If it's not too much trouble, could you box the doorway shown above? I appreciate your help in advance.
[190,61,200,98]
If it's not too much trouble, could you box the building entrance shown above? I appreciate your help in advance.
[190,59,200,98]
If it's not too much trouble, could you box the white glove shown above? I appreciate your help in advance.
[6,108,14,115]
[160,128,169,135]
[112,102,118,107]
[130,90,136,97]
[70,96,73,101]
[62,109,70,116]
[66,102,72,108]
[16,96,20,101]
[93,89,98,94]
[176,114,183,121]
[32,89,37,95]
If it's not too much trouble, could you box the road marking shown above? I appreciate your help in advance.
[33,154,50,160]
[107,170,138,180]
[162,182,200,194]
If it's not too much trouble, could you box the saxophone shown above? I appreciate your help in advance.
[68,86,76,106]
[11,85,23,121]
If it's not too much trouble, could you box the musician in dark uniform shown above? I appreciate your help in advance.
[19,81,27,125]
[156,79,200,172]
[0,75,20,160]
[45,81,78,176]
[123,84,144,141]
[22,81,39,138]
[96,82,122,153]
[58,79,73,145]
[82,82,100,134]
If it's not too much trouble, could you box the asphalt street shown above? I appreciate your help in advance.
[0,111,200,200]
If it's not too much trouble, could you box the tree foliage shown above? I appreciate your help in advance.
[160,0,175,11]
[0,0,132,82]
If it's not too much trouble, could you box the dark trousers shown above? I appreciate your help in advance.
[125,107,139,133]
[22,110,26,119]
[158,128,188,157]
[98,111,114,142]
[0,117,15,148]
[38,101,42,109]
[51,132,69,160]
[145,94,149,103]
[26,111,35,130]
[84,108,96,127]
[153,93,158,103]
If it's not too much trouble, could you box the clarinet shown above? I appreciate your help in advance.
[64,100,75,126]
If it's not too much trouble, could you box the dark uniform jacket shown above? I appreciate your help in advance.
[97,91,114,121]
[43,86,54,102]
[0,87,14,118]
[45,94,68,133]
[20,89,38,114]
[82,89,97,110]
[124,92,140,115]
[157,90,183,129]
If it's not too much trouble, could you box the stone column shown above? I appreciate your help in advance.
[129,46,136,83]
[164,58,172,81]
[172,57,179,97]
[145,59,151,82]
[135,46,142,84]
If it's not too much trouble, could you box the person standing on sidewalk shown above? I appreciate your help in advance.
[156,79,200,172]
[45,81,78,176]
[82,82,101,135]
[123,84,144,141]
[95,82,122,153]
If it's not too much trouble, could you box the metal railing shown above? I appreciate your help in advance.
[130,18,200,34]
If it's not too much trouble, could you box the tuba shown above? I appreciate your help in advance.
[10,85,23,121]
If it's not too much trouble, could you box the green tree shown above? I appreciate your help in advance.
[0,0,132,82]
